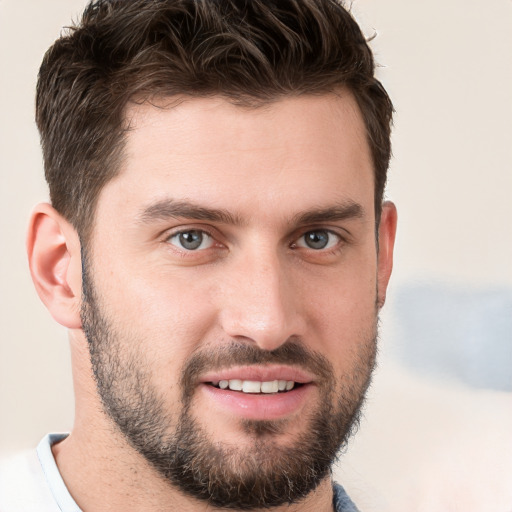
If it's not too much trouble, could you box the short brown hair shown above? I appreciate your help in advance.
[36,0,393,240]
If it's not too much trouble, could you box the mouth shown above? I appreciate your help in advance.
[197,366,315,421]
[200,365,314,392]
[208,379,301,394]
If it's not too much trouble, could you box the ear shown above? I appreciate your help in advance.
[27,203,83,329]
[376,201,397,308]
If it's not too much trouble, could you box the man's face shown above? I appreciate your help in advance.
[81,93,392,508]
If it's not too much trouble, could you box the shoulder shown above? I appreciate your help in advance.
[333,482,360,512]
[0,448,60,512]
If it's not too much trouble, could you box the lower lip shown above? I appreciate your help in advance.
[199,383,314,421]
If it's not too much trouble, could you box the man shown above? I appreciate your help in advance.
[0,0,396,510]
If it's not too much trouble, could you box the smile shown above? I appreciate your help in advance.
[209,379,297,393]
[198,366,315,420]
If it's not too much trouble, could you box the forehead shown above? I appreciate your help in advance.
[98,92,374,225]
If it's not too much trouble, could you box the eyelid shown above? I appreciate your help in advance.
[163,225,224,250]
[168,230,214,251]
[293,229,342,250]
[163,223,216,239]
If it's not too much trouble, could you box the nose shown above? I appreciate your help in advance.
[218,249,305,351]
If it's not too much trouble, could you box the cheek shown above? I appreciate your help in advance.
[96,263,219,369]
[300,256,378,352]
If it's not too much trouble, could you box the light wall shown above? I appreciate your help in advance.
[1,1,511,510]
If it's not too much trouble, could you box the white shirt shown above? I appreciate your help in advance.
[0,434,357,511]
[0,433,80,512]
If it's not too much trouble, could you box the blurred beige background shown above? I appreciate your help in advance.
[0,1,511,511]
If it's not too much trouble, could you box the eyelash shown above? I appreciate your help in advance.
[164,227,345,255]
[165,228,219,253]
[291,230,342,251]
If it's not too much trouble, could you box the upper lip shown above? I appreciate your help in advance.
[199,365,315,384]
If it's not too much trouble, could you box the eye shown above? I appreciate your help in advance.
[168,230,214,251]
[295,230,340,250]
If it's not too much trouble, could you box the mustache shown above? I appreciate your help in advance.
[180,338,335,399]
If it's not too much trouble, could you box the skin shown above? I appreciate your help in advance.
[27,91,397,511]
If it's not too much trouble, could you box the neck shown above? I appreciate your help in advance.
[54,333,335,512]
[53,435,334,512]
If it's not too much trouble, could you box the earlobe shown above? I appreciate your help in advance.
[376,201,398,308]
[27,203,83,329]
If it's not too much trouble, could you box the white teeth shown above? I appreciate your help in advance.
[212,379,296,393]
[261,380,279,393]
[228,379,243,391]
[242,380,261,393]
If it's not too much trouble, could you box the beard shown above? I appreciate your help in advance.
[80,254,378,510]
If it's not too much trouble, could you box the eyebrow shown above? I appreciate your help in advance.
[138,199,244,226]
[138,198,365,227]
[291,201,365,225]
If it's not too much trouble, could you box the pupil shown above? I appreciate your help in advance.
[179,230,203,250]
[305,230,328,249]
